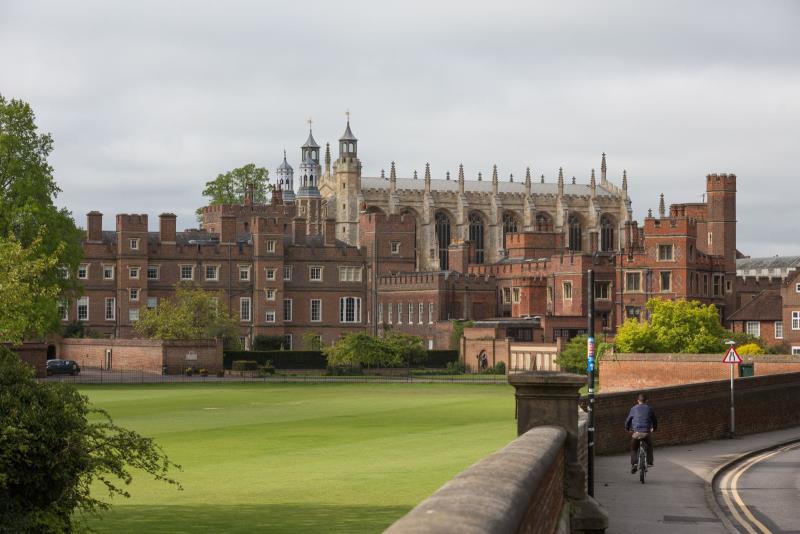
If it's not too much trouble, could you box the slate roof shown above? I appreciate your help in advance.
[736,256,800,272]
[728,290,782,322]
[361,176,617,196]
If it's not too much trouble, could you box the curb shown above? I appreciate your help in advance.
[705,436,800,534]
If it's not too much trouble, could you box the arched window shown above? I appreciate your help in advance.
[435,211,451,270]
[535,213,553,232]
[568,215,582,252]
[600,215,615,252]
[469,212,485,264]
[502,212,520,248]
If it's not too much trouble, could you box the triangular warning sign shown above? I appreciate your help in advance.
[722,347,742,364]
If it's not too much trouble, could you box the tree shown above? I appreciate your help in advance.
[384,332,426,367]
[134,284,241,349]
[0,95,83,336]
[0,347,181,532]
[0,235,62,345]
[301,331,322,351]
[556,334,613,375]
[196,163,270,221]
[615,299,728,354]
[322,332,415,369]
[450,320,474,350]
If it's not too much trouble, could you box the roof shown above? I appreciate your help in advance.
[339,120,357,141]
[736,256,800,272]
[361,176,617,196]
[728,290,782,322]
[277,151,293,172]
[302,130,319,149]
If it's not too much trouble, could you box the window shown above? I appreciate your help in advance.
[105,298,115,321]
[339,266,362,282]
[397,303,403,324]
[658,244,674,261]
[283,266,292,281]
[796,283,800,293]
[205,265,219,281]
[625,306,641,319]
[792,346,800,356]
[775,321,783,340]
[792,311,800,330]
[568,215,582,252]
[147,297,157,310]
[129,238,139,250]
[726,280,732,293]
[58,267,69,279]
[309,266,323,281]
[77,264,89,279]
[239,266,251,281]
[311,299,322,322]
[600,215,615,252]
[419,302,424,324]
[703,274,709,295]
[408,303,414,324]
[563,282,573,300]
[428,302,434,324]
[625,272,641,292]
[266,268,276,281]
[378,303,383,324]
[283,335,293,350]
[512,287,521,304]
[129,288,139,301]
[267,240,276,253]
[390,241,401,254]
[265,310,276,323]
[745,321,760,337]
[240,297,251,322]
[129,308,139,322]
[503,287,512,304]
[707,232,713,246]
[103,265,114,280]
[146,265,158,280]
[180,265,194,281]
[660,271,672,292]
[468,212,485,264]
[388,303,393,324]
[283,299,293,321]
[435,211,452,270]
[595,281,611,299]
[129,266,140,279]
[266,288,275,301]
[713,274,724,297]
[58,300,68,321]
[307,335,322,350]
[339,297,362,323]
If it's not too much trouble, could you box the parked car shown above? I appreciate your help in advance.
[46,359,81,376]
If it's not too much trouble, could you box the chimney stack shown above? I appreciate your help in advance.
[220,215,237,244]
[159,213,177,244]
[293,217,307,245]
[324,218,336,245]
[86,211,103,242]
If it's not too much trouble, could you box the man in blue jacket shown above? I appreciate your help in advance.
[625,393,658,473]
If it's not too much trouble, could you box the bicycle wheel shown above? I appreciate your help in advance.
[639,443,647,484]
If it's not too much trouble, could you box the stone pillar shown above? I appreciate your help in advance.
[508,371,608,533]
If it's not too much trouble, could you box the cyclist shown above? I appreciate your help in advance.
[625,393,657,474]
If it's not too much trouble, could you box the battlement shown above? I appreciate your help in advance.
[644,216,698,236]
[116,214,148,232]
[358,211,416,231]
[706,173,737,192]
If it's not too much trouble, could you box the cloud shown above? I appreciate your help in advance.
[1,0,798,255]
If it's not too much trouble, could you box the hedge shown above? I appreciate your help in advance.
[224,350,326,370]
[424,350,459,368]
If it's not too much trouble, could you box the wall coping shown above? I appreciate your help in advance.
[59,338,218,348]
[601,352,800,364]
[384,426,566,534]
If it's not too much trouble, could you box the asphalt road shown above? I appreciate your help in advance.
[717,442,800,533]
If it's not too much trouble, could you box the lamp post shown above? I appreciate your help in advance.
[724,339,737,438]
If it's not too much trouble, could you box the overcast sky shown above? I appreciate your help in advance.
[2,1,798,256]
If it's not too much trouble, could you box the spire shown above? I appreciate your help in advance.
[390,161,396,192]
[571,176,576,185]
[525,167,531,194]
[338,112,357,158]
[446,171,450,181]
[600,152,607,184]
[647,208,653,218]
[622,169,628,194]
[590,168,596,197]
[540,174,545,184]
[380,169,385,179]
[477,171,482,181]
[458,164,465,193]
[413,170,418,180]
[424,163,431,193]
[557,167,564,195]
[324,143,331,174]
[491,165,499,194]
[658,193,665,217]
[509,173,514,183]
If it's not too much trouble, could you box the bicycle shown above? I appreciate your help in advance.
[636,436,648,484]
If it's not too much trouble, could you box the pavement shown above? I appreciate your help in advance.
[594,427,800,533]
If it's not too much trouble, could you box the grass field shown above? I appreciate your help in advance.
[80,383,516,533]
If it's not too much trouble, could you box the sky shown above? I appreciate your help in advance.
[1,0,798,256]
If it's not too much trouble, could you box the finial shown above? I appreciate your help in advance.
[601,153,608,184]
[492,165,498,183]
[659,193,665,217]
[307,117,313,130]
[425,162,431,181]
[345,109,350,123]
[622,169,628,191]
[390,161,396,181]
[381,169,385,179]
[590,168,596,188]
[525,167,531,184]
[458,164,464,182]
[558,168,564,184]
[446,171,450,181]
[540,174,545,184]
[571,176,576,185]
[509,173,514,182]
[478,172,482,181]
[647,208,652,218]
[413,170,418,179]
[283,149,287,160]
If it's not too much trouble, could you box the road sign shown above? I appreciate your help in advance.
[722,346,742,364]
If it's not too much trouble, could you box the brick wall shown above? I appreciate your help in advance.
[59,338,222,374]
[599,353,800,392]
[589,371,800,455]
[6,343,47,378]
[518,447,565,534]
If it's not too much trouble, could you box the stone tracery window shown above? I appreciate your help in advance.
[468,212,486,264]
[535,212,554,232]
[568,214,582,252]
[600,215,615,252]
[502,211,520,248]
[435,211,452,270]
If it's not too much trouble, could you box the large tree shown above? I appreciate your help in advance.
[323,332,423,369]
[134,284,241,349]
[0,95,82,339]
[0,347,181,532]
[196,163,270,221]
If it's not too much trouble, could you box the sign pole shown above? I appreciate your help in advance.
[586,269,595,497]
[723,340,739,438]
[730,363,735,438]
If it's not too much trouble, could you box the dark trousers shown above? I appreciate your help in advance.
[630,433,653,465]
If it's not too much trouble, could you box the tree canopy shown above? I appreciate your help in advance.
[0,95,83,339]
[197,163,270,220]
[556,334,613,375]
[134,284,241,349]
[323,332,425,369]
[615,299,728,353]
[0,347,181,532]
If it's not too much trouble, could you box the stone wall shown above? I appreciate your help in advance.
[589,371,800,455]
[59,338,222,374]
[599,353,800,392]
[384,426,568,534]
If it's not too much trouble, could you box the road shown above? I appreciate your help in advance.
[594,427,800,534]
[715,441,800,533]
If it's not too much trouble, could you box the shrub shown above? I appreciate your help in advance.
[494,361,506,375]
[736,343,764,355]
[258,365,276,377]
[216,370,225,378]
[446,361,466,374]
[231,360,258,372]
[766,342,791,354]
[224,351,326,369]
[184,367,193,376]
[253,335,285,351]
[325,366,363,376]
[424,350,459,368]
[199,368,208,377]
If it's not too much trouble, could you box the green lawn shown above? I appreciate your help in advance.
[80,383,516,533]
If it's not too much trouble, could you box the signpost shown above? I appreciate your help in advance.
[586,269,595,497]
[723,341,741,438]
